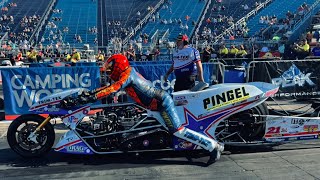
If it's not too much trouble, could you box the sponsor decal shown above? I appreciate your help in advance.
[203,87,250,111]
[66,137,76,142]
[187,94,200,99]
[298,135,318,140]
[267,126,281,134]
[36,105,60,112]
[67,145,90,153]
[179,141,193,149]
[281,128,288,133]
[68,116,79,123]
[291,119,305,126]
[83,109,88,115]
[173,55,189,60]
[303,125,318,132]
[152,76,176,90]
[183,131,210,147]
[174,100,188,106]
[290,124,300,129]
[272,64,315,88]
[271,133,282,137]
[289,130,299,134]
[273,91,320,97]
[288,137,298,141]
[38,96,62,104]
[175,96,186,100]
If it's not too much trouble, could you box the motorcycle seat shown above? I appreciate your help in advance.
[190,82,209,92]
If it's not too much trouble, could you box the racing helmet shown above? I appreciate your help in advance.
[105,54,130,80]
[177,34,189,45]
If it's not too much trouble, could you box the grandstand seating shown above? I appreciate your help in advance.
[0,0,50,41]
[198,0,253,39]
[0,0,10,8]
[247,0,318,37]
[137,0,207,42]
[98,0,159,46]
[41,0,97,48]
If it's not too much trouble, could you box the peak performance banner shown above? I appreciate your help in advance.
[1,66,100,114]
[249,60,320,100]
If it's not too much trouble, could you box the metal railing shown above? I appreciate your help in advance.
[0,0,8,7]
[191,0,211,41]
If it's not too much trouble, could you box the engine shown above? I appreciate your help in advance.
[78,104,170,152]
[79,105,146,135]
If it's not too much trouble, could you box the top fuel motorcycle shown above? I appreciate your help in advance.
[7,82,320,158]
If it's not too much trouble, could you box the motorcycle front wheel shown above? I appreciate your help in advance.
[7,114,55,158]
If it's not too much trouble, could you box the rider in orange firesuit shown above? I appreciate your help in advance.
[79,54,224,164]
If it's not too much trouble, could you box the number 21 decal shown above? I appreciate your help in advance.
[267,127,281,134]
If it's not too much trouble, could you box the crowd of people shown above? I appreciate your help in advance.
[196,0,258,43]
[0,1,44,45]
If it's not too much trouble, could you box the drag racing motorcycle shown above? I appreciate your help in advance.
[7,82,320,158]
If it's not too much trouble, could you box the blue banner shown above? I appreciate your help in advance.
[29,62,99,68]
[133,63,217,93]
[1,66,100,114]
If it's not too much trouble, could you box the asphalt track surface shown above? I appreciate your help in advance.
[2,130,320,180]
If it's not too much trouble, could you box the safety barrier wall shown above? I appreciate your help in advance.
[0,61,225,120]
[4,58,320,120]
[246,59,320,100]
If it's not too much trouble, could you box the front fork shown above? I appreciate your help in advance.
[27,116,52,143]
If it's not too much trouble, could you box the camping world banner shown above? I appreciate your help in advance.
[1,66,100,114]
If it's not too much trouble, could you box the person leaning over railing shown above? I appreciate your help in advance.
[26,47,38,63]
[293,39,310,59]
[218,44,228,58]
[67,48,81,63]
[236,45,247,58]
[96,50,105,61]
[229,45,238,58]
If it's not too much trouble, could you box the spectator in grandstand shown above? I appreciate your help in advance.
[96,50,105,61]
[278,43,285,57]
[153,48,160,61]
[229,45,239,58]
[306,31,313,44]
[242,4,249,10]
[16,50,23,62]
[27,47,38,63]
[293,39,310,59]
[314,30,320,42]
[311,43,320,56]
[260,45,269,53]
[202,46,212,62]
[164,34,204,92]
[297,5,305,16]
[218,44,228,58]
[67,48,81,63]
[236,45,247,58]
[125,44,136,61]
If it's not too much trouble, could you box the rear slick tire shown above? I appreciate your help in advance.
[7,114,55,158]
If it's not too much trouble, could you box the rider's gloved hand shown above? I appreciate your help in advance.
[79,89,97,98]
[60,96,76,109]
